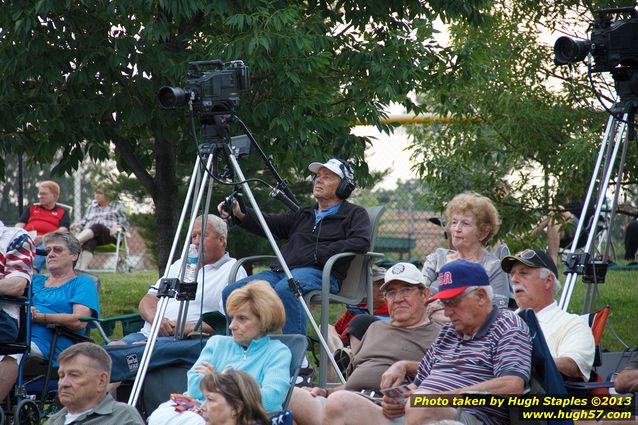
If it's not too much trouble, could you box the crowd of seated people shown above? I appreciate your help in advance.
[1,172,618,425]
[148,280,291,425]
[0,229,100,404]
[290,262,441,425]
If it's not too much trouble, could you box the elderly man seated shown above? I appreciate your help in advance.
[45,343,144,425]
[112,214,246,344]
[501,248,595,381]
[289,262,442,425]
[321,259,532,425]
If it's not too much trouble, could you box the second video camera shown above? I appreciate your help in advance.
[554,7,638,74]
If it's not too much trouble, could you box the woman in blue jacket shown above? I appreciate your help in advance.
[148,280,292,425]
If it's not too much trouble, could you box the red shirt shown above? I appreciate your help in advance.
[333,302,389,345]
[19,204,70,236]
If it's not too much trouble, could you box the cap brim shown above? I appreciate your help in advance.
[308,162,324,173]
[501,256,538,273]
[426,286,468,303]
[380,279,423,291]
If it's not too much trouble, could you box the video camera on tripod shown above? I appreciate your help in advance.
[553,8,638,313]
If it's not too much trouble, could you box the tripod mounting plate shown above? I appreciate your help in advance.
[156,278,198,301]
[563,253,608,283]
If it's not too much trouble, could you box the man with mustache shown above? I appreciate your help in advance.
[501,249,595,380]
[321,260,532,425]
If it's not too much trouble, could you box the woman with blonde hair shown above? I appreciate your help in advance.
[200,369,270,425]
[423,192,512,308]
[148,280,291,425]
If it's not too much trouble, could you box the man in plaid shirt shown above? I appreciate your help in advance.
[0,219,35,402]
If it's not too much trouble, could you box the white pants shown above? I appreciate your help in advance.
[147,400,205,425]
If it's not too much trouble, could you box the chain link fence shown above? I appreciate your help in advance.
[1,156,150,271]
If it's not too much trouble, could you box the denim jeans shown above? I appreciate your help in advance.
[34,243,46,272]
[0,309,18,343]
[222,267,340,335]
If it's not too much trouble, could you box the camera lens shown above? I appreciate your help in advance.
[554,36,591,65]
[158,86,189,109]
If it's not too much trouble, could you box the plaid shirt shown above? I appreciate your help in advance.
[80,200,129,230]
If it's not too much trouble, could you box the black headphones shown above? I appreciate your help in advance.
[335,159,355,199]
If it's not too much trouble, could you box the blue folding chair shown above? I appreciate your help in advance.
[517,309,573,425]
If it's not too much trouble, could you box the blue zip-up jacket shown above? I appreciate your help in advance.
[186,335,291,412]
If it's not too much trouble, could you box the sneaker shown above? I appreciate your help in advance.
[294,356,313,386]
[295,367,315,387]
[333,347,352,376]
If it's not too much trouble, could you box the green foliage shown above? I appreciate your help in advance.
[406,0,636,244]
[0,0,494,269]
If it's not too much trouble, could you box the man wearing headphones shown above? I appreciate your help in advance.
[220,158,371,336]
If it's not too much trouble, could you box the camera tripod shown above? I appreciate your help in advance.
[559,98,637,314]
[128,120,346,407]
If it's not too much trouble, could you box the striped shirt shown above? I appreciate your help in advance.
[414,308,532,425]
[80,200,128,230]
[0,221,35,320]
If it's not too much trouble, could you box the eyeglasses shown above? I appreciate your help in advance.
[45,246,68,255]
[517,249,551,270]
[440,287,479,308]
[383,286,419,300]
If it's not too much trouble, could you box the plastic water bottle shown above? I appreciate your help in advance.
[183,243,198,283]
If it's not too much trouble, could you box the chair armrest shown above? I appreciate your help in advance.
[49,324,94,343]
[228,255,277,283]
[564,380,615,390]
[322,251,384,278]
[80,313,144,344]
[0,295,28,304]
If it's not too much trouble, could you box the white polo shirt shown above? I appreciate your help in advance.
[140,253,246,337]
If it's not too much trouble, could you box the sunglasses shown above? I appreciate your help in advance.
[516,249,552,270]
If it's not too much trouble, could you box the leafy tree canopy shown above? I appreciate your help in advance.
[408,0,638,249]
[0,0,493,270]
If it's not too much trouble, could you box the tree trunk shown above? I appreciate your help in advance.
[153,135,180,275]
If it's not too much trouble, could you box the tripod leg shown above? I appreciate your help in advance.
[128,151,216,407]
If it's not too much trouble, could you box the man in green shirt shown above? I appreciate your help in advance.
[45,342,144,425]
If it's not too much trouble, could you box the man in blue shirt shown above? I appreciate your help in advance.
[219,158,371,335]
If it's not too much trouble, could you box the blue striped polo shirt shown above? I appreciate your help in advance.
[414,308,532,425]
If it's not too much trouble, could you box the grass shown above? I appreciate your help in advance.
[94,265,637,354]
[561,265,638,352]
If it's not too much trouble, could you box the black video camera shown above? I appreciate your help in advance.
[554,7,638,74]
[158,60,250,115]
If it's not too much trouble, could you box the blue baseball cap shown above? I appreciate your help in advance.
[427,259,490,302]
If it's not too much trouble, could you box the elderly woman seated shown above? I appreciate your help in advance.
[30,232,100,360]
[148,280,292,425]
[422,192,512,309]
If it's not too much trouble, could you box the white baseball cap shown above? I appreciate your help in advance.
[308,158,348,179]
[380,262,426,290]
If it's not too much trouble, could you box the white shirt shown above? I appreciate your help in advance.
[140,253,247,337]
[535,301,595,380]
